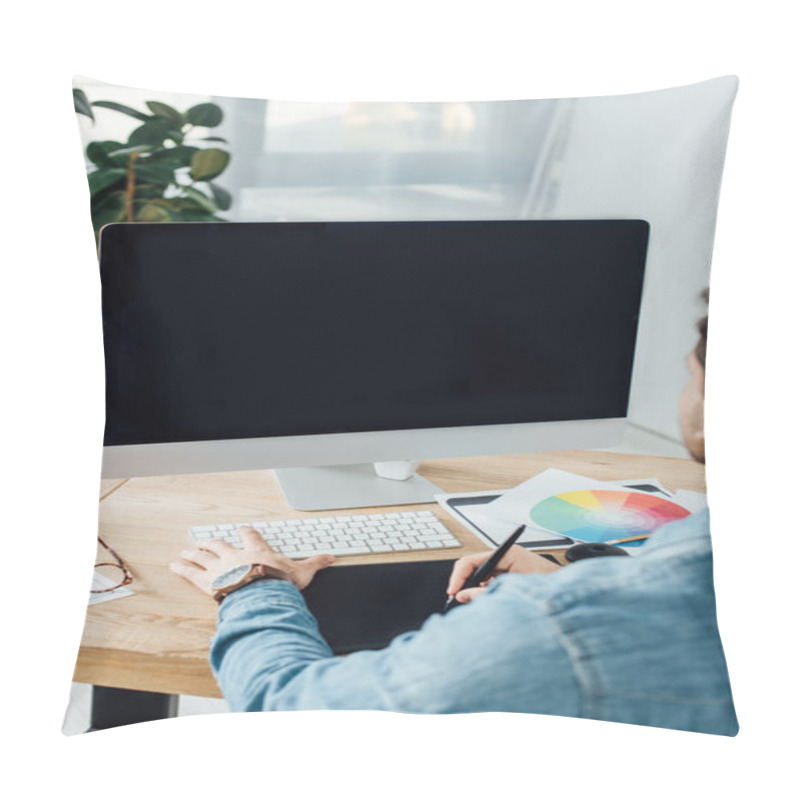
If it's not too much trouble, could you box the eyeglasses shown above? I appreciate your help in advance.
[92,536,134,593]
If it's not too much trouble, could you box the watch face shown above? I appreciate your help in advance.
[211,563,252,590]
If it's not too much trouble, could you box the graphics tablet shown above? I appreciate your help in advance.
[302,559,454,654]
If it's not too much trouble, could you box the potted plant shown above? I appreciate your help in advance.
[74,89,232,241]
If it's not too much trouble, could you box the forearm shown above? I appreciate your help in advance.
[210,577,461,713]
[209,573,577,715]
[210,579,336,711]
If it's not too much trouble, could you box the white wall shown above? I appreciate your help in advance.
[550,76,738,440]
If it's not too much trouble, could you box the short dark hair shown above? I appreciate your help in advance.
[695,288,709,368]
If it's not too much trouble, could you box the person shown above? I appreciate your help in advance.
[170,295,738,734]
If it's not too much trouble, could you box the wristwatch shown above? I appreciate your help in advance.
[211,563,290,603]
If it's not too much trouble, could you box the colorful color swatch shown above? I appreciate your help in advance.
[529,490,690,546]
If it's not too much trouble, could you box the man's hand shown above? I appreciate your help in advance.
[170,526,335,597]
[446,544,560,605]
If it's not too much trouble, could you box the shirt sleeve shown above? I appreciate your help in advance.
[210,575,582,716]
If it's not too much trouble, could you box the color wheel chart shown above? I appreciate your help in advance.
[529,490,690,546]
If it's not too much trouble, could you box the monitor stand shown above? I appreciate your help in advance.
[274,462,442,511]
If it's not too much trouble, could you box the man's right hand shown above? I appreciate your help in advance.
[446,545,560,605]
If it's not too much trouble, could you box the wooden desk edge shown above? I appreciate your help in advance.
[74,648,222,698]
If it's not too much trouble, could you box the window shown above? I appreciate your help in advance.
[215,97,567,221]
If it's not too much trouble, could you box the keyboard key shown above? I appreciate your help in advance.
[337,546,374,556]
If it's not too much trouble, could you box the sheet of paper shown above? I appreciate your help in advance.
[462,469,701,548]
[482,468,665,528]
[673,489,708,513]
[439,470,700,549]
[88,570,135,605]
[436,491,572,549]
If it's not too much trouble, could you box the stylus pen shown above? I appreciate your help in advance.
[604,533,652,545]
[443,524,527,613]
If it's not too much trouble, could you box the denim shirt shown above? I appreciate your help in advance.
[210,509,738,735]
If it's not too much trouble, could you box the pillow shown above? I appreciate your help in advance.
[65,75,738,735]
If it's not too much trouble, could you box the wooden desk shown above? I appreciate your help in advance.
[76,451,705,721]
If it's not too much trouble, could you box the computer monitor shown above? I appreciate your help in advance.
[99,220,648,509]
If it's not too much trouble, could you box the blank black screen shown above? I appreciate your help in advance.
[100,220,648,446]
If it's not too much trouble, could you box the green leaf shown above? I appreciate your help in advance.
[153,198,192,217]
[128,119,177,146]
[90,192,126,230]
[186,103,223,127]
[91,188,124,210]
[86,140,127,168]
[146,101,184,126]
[88,168,126,195]
[200,136,228,143]
[91,100,151,122]
[148,145,198,166]
[209,183,232,211]
[73,88,94,121]
[182,186,218,213]
[135,162,176,186]
[91,187,123,206]
[105,144,151,158]
[133,185,164,200]
[189,148,230,181]
[136,203,172,222]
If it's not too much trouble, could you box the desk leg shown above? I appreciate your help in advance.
[88,686,178,731]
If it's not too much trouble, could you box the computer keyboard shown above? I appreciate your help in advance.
[188,510,461,559]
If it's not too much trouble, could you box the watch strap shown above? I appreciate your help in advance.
[213,563,290,603]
